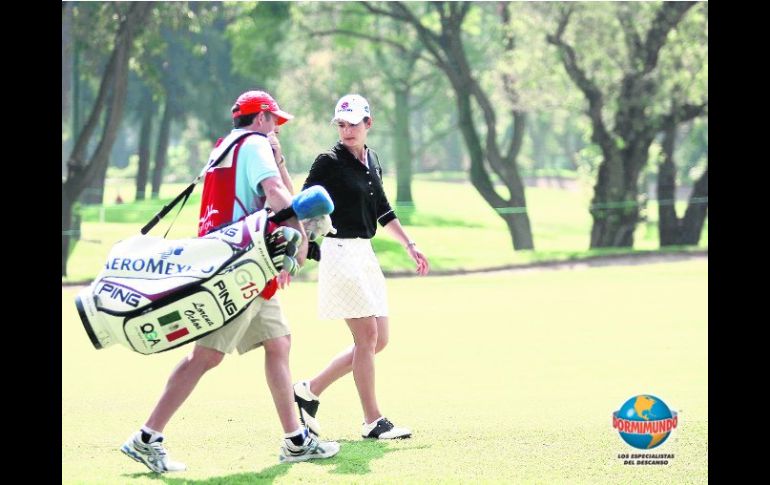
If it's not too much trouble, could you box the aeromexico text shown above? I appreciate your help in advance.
[105,257,215,275]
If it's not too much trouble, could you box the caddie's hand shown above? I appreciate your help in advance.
[277,270,291,289]
[268,131,283,165]
[407,243,430,276]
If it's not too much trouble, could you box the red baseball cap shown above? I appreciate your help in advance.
[231,90,294,125]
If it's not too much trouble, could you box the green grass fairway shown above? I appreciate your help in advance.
[63,177,707,282]
[62,260,707,484]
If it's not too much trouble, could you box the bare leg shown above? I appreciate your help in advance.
[347,316,387,424]
[307,344,354,395]
[145,344,225,432]
[309,316,388,397]
[263,335,302,433]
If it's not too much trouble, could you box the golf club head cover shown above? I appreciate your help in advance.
[292,185,334,220]
[302,214,336,241]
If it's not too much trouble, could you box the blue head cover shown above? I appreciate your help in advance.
[292,185,334,219]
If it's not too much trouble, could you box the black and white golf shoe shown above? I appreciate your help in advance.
[293,381,321,437]
[361,417,412,439]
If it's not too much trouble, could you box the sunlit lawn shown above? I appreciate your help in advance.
[63,259,707,484]
[64,176,707,283]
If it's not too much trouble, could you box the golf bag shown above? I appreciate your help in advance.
[75,186,334,355]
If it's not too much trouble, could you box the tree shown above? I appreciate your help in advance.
[360,1,535,250]
[62,2,152,276]
[128,3,245,199]
[62,2,74,145]
[151,92,174,198]
[134,83,155,201]
[657,114,708,245]
[547,2,707,248]
[527,110,588,184]
[371,27,423,205]
[147,24,193,199]
[300,3,453,207]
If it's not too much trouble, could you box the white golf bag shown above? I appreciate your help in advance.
[75,186,333,355]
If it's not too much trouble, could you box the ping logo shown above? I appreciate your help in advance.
[214,280,237,316]
[97,282,141,308]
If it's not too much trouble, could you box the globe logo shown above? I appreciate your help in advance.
[612,395,678,449]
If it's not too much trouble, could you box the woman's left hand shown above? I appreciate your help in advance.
[407,245,430,276]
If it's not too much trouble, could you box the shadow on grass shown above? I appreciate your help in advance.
[125,439,430,484]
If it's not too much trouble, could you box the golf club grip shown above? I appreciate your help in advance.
[268,205,297,224]
[140,183,195,235]
[140,204,173,234]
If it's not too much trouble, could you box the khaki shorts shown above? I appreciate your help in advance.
[197,296,289,355]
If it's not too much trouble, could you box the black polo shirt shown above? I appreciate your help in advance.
[302,142,397,239]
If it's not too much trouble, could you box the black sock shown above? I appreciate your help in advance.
[140,431,163,444]
[288,432,306,447]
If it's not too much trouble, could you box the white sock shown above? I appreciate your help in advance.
[365,416,384,427]
[302,381,319,400]
[140,425,164,443]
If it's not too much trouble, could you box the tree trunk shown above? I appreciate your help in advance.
[393,88,414,206]
[587,135,646,249]
[71,38,81,178]
[61,2,151,276]
[680,166,708,245]
[80,162,109,205]
[503,212,534,251]
[62,3,74,178]
[62,191,73,277]
[657,121,681,245]
[590,205,639,247]
[530,113,548,171]
[657,119,708,247]
[80,91,118,205]
[560,117,583,172]
[136,94,154,201]
[456,90,535,250]
[151,96,172,199]
[586,77,656,250]
[445,111,463,171]
[589,153,639,248]
[62,3,73,126]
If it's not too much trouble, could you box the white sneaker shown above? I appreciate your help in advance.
[279,433,340,463]
[361,417,411,439]
[293,381,321,437]
[120,431,187,473]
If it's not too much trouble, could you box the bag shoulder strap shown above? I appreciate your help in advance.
[140,131,261,235]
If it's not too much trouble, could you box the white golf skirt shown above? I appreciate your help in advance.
[318,237,389,320]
